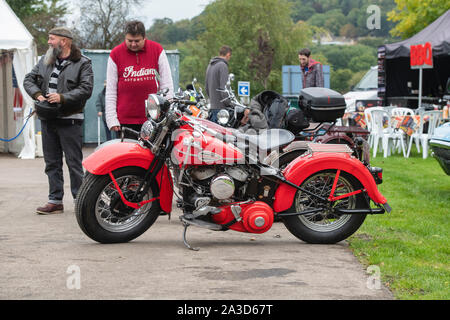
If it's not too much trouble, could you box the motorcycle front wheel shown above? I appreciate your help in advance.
[282,170,367,244]
[75,167,161,243]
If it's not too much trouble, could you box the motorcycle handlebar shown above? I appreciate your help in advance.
[121,127,140,139]
[176,100,198,106]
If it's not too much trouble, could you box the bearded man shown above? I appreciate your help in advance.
[24,27,93,215]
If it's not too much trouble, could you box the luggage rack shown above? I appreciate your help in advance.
[307,143,353,154]
[295,121,336,139]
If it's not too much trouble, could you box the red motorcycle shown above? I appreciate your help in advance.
[76,93,391,250]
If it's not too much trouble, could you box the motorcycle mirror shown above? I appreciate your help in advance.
[229,73,235,82]
[159,88,169,97]
[235,105,245,113]
[193,78,197,84]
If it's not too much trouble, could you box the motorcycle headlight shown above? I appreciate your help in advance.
[145,94,170,121]
[217,109,230,125]
[200,110,208,119]
[140,120,155,141]
[146,94,161,120]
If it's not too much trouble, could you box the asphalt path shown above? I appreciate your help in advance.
[0,149,393,300]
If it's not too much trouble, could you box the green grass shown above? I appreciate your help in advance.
[347,147,450,300]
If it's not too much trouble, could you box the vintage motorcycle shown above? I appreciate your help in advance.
[76,92,391,250]
[213,75,370,166]
[179,78,209,119]
[213,74,248,128]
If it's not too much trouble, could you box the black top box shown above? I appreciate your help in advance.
[298,87,346,122]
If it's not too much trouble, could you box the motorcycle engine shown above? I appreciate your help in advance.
[189,166,250,201]
[210,175,235,200]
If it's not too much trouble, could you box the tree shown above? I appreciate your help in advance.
[340,23,357,38]
[148,18,174,44]
[196,0,312,94]
[288,0,398,38]
[6,0,68,54]
[148,18,193,46]
[387,0,450,39]
[249,29,275,89]
[74,0,142,49]
[6,0,46,19]
[348,52,376,73]
[331,68,353,93]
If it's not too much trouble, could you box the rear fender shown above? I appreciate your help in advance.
[315,133,354,146]
[83,141,173,213]
[273,152,387,213]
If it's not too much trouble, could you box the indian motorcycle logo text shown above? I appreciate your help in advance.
[123,66,158,82]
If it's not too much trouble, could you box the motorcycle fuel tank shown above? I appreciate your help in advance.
[172,128,244,167]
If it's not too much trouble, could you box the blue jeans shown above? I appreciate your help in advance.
[208,109,221,124]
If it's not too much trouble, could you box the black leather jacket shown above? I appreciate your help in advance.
[23,44,94,117]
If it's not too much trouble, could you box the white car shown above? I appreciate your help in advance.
[344,66,378,112]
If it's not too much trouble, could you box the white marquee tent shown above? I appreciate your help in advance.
[0,0,37,159]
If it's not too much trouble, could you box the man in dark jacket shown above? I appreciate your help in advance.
[24,27,94,215]
[205,45,232,123]
[298,48,324,88]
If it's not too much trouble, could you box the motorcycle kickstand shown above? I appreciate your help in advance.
[182,222,200,251]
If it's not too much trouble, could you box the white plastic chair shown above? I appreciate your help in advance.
[364,107,384,149]
[406,110,443,158]
[384,105,397,115]
[391,107,415,117]
[370,109,407,158]
[414,107,426,116]
[390,107,415,153]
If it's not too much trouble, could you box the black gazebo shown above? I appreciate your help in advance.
[377,9,450,108]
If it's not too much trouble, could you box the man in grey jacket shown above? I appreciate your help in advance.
[24,27,93,215]
[205,45,232,123]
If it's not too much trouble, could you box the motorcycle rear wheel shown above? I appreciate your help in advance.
[75,167,161,243]
[282,170,366,244]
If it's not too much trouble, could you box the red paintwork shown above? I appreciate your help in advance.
[211,201,274,234]
[273,152,387,213]
[192,117,237,136]
[82,142,173,213]
[172,117,244,167]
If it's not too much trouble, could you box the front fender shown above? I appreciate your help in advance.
[83,141,173,213]
[273,152,387,213]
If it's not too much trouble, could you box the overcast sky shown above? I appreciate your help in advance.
[67,0,212,28]
[137,0,212,27]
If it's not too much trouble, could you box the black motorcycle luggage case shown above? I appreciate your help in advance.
[298,87,346,122]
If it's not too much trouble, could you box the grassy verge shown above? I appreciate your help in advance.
[347,148,450,300]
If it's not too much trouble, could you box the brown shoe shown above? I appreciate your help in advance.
[36,203,64,215]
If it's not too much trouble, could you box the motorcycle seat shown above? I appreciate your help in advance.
[234,129,295,152]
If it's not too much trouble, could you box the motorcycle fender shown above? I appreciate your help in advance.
[273,152,387,213]
[83,141,173,213]
[315,134,354,146]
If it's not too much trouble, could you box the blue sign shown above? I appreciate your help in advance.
[238,81,250,97]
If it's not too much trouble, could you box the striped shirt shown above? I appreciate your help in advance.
[49,58,84,120]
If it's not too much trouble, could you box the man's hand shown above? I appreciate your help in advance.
[111,126,121,132]
[36,95,47,102]
[47,93,61,104]
[98,112,103,117]
[241,108,251,125]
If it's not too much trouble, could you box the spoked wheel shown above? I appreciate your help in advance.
[282,170,367,244]
[76,167,161,243]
